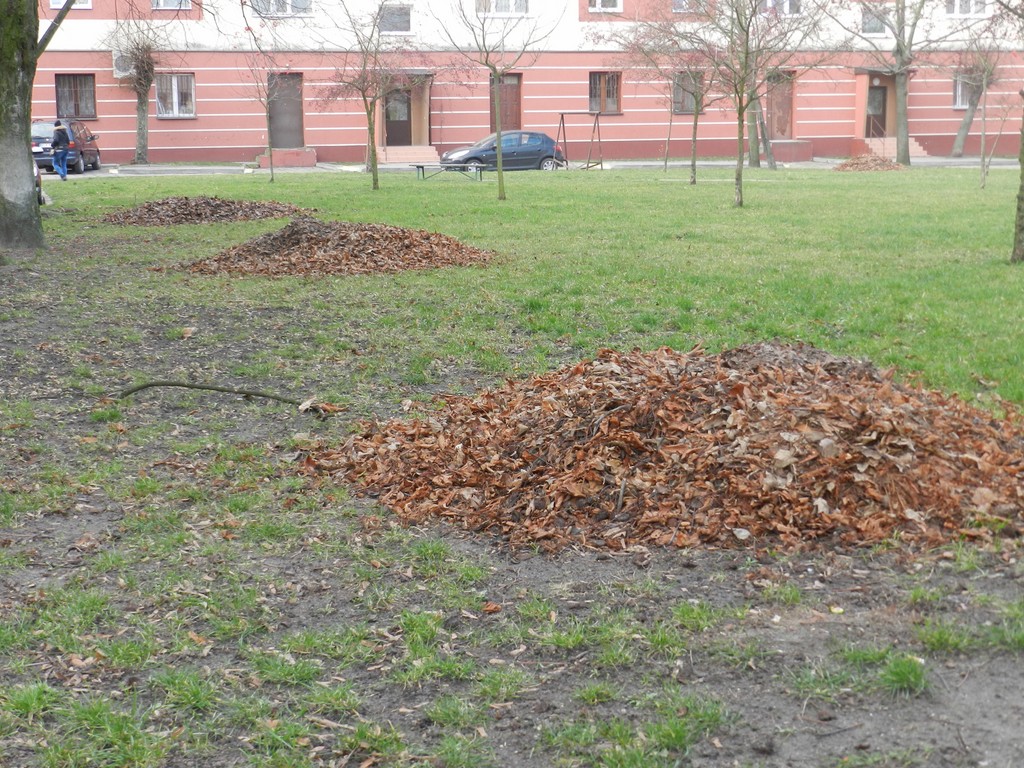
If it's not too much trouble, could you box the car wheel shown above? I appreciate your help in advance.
[465,159,485,171]
[91,154,102,171]
[72,155,85,174]
[539,157,561,171]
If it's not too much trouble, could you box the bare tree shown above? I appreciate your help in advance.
[318,1,425,190]
[0,0,78,252]
[993,0,1024,262]
[109,24,161,165]
[432,0,562,201]
[675,0,829,206]
[827,0,988,166]
[597,19,724,184]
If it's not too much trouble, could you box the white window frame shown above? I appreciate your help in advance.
[945,0,985,15]
[861,6,889,34]
[156,73,196,119]
[250,0,312,17]
[152,0,191,9]
[953,73,979,109]
[476,0,528,16]
[49,0,91,8]
[380,3,413,33]
[588,0,622,12]
[758,0,801,14]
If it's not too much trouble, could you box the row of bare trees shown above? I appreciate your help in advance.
[4,0,1024,258]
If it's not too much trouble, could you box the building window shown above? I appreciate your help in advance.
[476,0,528,15]
[380,4,412,31]
[672,0,695,10]
[758,0,801,13]
[152,0,190,9]
[589,72,620,114]
[156,73,196,118]
[588,0,622,11]
[946,0,984,14]
[49,0,91,8]
[953,73,981,109]
[861,6,888,33]
[55,74,96,119]
[251,0,311,15]
[673,71,703,114]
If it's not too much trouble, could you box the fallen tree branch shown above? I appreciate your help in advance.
[118,380,301,405]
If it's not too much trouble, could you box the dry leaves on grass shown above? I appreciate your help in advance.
[834,156,907,172]
[183,217,493,277]
[315,343,1024,554]
[103,195,312,226]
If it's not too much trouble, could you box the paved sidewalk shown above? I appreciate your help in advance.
[56,156,1020,178]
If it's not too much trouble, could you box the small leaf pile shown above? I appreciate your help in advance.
[316,343,1023,553]
[834,156,907,172]
[183,217,493,277]
[103,195,311,225]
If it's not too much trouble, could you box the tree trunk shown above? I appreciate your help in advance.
[265,99,275,183]
[734,109,745,208]
[951,84,983,158]
[364,97,379,191]
[0,0,44,253]
[133,88,150,165]
[758,102,776,170]
[1012,105,1024,264]
[493,72,506,201]
[663,106,673,173]
[747,95,760,168]
[690,107,699,185]
[894,69,911,166]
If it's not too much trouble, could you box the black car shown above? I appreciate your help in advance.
[440,131,565,171]
[31,119,102,174]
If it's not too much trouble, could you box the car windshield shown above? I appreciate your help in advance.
[469,133,498,149]
[31,122,55,140]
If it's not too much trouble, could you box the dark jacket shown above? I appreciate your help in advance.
[51,125,70,150]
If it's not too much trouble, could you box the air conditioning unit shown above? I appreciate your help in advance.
[112,50,135,79]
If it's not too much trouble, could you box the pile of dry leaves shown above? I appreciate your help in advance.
[315,343,1023,553]
[103,195,311,226]
[834,155,907,172]
[183,217,493,277]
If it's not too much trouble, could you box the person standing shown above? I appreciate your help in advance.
[51,120,70,180]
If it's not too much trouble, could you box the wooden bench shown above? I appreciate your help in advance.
[411,163,483,181]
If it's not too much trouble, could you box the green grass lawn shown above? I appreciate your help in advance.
[49,164,1024,404]
[3,163,1022,768]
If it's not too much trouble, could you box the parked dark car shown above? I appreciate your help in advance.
[440,131,565,171]
[31,119,102,174]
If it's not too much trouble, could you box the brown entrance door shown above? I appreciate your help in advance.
[866,85,887,138]
[490,74,522,132]
[385,90,412,146]
[268,73,304,149]
[766,74,794,140]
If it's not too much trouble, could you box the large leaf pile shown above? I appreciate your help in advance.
[316,343,1023,553]
[834,156,906,172]
[183,217,493,277]
[103,195,310,225]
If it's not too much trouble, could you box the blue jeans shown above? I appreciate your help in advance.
[53,149,69,178]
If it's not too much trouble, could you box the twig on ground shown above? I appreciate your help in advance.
[118,380,301,405]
